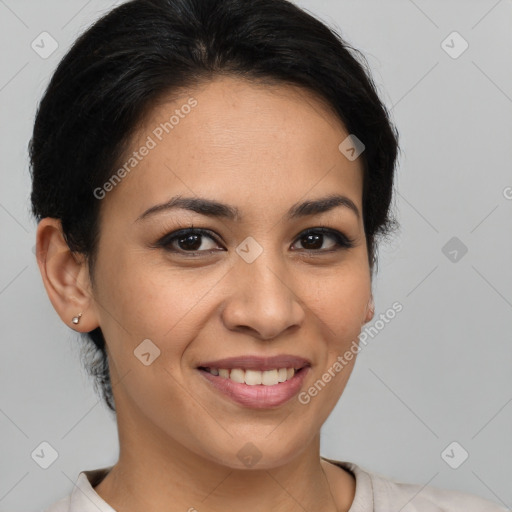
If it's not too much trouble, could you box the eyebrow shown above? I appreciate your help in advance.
[135,193,360,223]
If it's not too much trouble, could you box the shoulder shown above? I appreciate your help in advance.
[370,469,508,511]
[365,465,509,511]
[325,458,509,512]
[43,494,71,512]
[41,466,114,512]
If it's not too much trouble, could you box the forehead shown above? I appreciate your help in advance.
[101,75,364,224]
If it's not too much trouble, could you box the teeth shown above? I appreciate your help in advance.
[261,369,278,386]
[205,367,298,386]
[278,368,288,382]
[230,368,245,383]
[245,369,262,385]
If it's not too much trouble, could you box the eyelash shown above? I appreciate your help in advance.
[155,225,356,256]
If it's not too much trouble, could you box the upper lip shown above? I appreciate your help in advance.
[197,354,312,371]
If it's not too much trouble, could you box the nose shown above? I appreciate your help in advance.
[221,253,305,341]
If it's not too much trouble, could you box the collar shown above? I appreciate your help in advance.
[69,459,374,512]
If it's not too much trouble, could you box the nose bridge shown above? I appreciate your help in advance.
[246,252,289,303]
[222,240,304,339]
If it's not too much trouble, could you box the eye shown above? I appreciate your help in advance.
[157,228,223,255]
[291,227,355,252]
[155,226,355,257]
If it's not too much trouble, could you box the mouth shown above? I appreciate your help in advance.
[197,366,306,386]
[195,355,311,408]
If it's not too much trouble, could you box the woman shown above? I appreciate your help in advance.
[30,0,506,510]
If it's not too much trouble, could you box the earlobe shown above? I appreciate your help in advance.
[35,218,99,332]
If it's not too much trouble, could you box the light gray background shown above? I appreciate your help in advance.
[1,0,511,510]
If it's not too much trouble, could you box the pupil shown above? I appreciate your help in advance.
[179,234,201,251]
[303,234,322,249]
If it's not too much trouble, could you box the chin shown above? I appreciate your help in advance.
[201,433,312,471]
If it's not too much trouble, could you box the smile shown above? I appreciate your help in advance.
[199,367,298,386]
[195,354,312,408]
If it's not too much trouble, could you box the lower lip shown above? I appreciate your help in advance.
[197,367,311,409]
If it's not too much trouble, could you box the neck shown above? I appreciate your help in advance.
[94,406,355,512]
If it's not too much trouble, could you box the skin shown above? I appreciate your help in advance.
[36,75,375,512]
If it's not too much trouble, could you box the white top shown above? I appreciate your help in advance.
[43,458,508,512]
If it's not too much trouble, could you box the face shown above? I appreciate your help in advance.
[88,75,372,469]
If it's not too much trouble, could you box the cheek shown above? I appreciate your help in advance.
[94,262,202,410]
[95,255,236,392]
[302,271,367,412]
[92,254,188,369]
[307,266,370,340]
[98,251,205,336]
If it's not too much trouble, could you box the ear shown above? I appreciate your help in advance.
[362,294,374,325]
[35,218,100,332]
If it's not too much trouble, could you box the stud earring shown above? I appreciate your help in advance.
[72,313,82,325]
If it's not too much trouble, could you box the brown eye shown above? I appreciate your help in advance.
[158,228,224,255]
[292,228,355,252]
[155,226,355,257]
